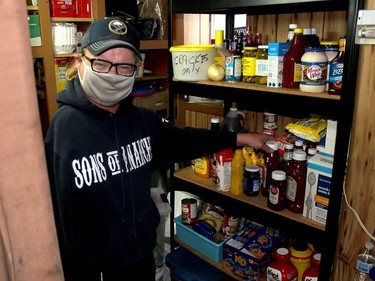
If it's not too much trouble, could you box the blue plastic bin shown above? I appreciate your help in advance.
[166,247,234,281]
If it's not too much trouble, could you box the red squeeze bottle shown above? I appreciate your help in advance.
[261,141,280,197]
[282,28,305,89]
[286,150,307,214]
[267,247,298,280]
[302,253,321,280]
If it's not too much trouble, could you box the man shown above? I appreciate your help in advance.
[45,16,275,281]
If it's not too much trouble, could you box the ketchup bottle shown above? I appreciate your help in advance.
[282,28,305,89]
[267,247,298,281]
[261,141,280,197]
[286,150,307,214]
[302,253,321,280]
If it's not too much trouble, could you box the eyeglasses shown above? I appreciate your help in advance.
[83,55,137,77]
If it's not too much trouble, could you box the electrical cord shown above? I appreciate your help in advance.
[343,179,375,241]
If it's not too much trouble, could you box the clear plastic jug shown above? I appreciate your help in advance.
[221,106,247,133]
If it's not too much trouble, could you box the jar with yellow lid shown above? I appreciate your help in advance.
[242,47,257,83]
[255,45,268,85]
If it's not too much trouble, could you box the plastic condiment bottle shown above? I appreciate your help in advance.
[287,24,298,43]
[267,247,298,281]
[214,30,230,68]
[289,240,313,280]
[328,37,346,95]
[261,141,280,197]
[281,143,294,174]
[286,150,307,214]
[300,47,328,93]
[268,170,288,211]
[230,149,245,196]
[302,253,321,280]
[282,28,305,89]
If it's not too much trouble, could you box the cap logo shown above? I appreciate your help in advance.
[108,19,127,35]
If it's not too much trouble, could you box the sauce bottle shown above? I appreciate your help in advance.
[289,240,313,280]
[280,143,294,174]
[268,170,287,211]
[230,149,245,196]
[286,150,307,214]
[302,253,321,280]
[328,37,345,95]
[214,29,231,68]
[267,247,298,281]
[282,28,305,89]
[261,141,280,197]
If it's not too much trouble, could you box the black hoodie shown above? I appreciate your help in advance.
[45,77,236,279]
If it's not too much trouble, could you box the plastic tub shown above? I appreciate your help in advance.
[169,45,215,81]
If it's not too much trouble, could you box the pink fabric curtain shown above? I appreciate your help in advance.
[0,1,63,280]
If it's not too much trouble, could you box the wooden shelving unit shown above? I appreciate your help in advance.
[168,0,362,279]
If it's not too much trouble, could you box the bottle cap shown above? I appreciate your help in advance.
[211,117,220,124]
[294,28,303,34]
[272,170,286,181]
[289,23,298,29]
[266,141,279,151]
[303,28,312,35]
[285,143,294,150]
[293,150,307,161]
[245,165,260,172]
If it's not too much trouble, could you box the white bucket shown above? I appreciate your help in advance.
[169,45,215,81]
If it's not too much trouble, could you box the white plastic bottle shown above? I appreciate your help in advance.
[353,242,375,281]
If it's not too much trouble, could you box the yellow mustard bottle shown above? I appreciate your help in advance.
[230,149,245,196]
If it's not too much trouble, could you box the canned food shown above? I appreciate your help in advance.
[225,55,242,82]
[222,215,240,238]
[181,198,198,225]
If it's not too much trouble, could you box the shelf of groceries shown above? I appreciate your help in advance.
[174,166,325,232]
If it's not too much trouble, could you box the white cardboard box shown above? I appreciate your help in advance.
[303,152,333,225]
[267,42,291,88]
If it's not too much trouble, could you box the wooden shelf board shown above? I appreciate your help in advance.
[174,167,326,231]
[173,79,341,101]
[51,17,95,22]
[140,40,168,50]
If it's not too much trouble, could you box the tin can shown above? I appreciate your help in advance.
[225,55,242,82]
[222,215,240,238]
[263,112,278,137]
[181,198,198,225]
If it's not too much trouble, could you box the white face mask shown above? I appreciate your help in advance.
[78,60,135,106]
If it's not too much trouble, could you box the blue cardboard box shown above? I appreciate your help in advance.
[223,222,282,280]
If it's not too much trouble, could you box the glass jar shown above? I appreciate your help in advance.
[242,47,257,83]
[255,45,268,85]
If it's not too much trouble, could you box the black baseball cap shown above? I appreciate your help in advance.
[82,17,142,60]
